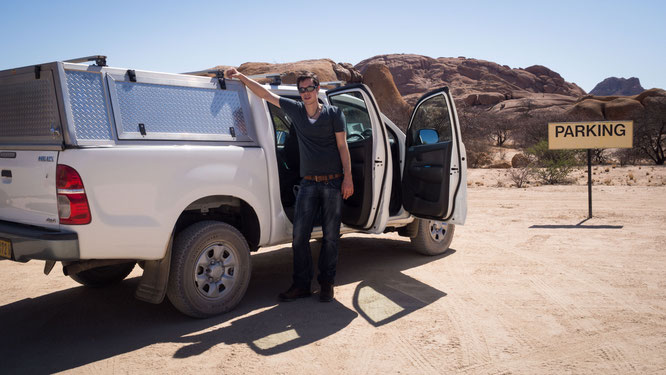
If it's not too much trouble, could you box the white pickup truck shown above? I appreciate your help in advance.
[0,56,467,317]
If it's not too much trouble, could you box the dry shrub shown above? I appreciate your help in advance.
[509,154,536,188]
[467,140,492,168]
[613,148,647,166]
[458,107,516,147]
[509,167,532,188]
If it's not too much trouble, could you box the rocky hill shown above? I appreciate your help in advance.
[354,54,590,127]
[590,77,645,96]
[354,54,586,107]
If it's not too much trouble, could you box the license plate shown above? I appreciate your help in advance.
[0,239,12,259]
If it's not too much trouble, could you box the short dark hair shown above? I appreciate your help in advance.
[296,72,319,88]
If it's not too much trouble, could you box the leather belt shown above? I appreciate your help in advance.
[303,173,343,182]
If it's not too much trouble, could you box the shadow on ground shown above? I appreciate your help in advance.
[0,236,453,373]
[529,217,624,229]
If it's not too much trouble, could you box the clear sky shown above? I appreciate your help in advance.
[1,0,664,93]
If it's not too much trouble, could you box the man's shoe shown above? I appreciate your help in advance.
[278,285,311,302]
[319,283,334,302]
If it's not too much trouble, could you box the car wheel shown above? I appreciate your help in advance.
[167,221,251,318]
[69,262,136,287]
[410,219,455,256]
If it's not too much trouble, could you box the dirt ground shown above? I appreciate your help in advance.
[1,167,665,374]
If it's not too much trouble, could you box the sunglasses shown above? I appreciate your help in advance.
[298,85,317,93]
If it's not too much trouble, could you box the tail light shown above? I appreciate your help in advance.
[56,164,91,225]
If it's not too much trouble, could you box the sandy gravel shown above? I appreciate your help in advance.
[1,167,665,374]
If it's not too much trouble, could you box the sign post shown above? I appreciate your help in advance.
[587,149,592,218]
[548,121,633,218]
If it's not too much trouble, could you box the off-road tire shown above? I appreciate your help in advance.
[166,221,251,318]
[69,262,136,287]
[410,219,455,256]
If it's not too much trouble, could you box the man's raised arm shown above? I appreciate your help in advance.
[225,68,281,108]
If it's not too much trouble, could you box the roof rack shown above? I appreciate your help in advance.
[246,73,283,86]
[245,75,344,88]
[181,70,345,88]
[181,69,222,76]
[320,81,343,88]
[64,55,107,67]
[181,71,283,85]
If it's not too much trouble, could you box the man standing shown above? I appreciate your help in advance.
[225,68,353,302]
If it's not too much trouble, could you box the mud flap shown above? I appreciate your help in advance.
[397,219,419,238]
[135,234,172,304]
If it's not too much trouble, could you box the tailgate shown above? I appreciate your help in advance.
[0,63,64,229]
[0,150,60,229]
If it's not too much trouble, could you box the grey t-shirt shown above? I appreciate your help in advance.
[279,97,346,177]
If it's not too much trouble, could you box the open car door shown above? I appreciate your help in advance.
[401,87,467,224]
[326,84,391,232]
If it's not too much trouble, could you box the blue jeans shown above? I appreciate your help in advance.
[292,177,342,288]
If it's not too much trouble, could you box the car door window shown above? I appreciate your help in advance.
[268,104,292,148]
[329,92,373,143]
[410,94,452,145]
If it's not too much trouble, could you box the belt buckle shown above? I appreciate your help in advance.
[315,175,324,182]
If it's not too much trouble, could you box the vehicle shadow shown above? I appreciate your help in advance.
[0,236,453,373]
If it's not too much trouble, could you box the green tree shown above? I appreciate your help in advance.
[526,140,579,184]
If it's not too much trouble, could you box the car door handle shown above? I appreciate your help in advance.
[1,170,11,178]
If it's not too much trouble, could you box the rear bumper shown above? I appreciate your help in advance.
[0,220,79,262]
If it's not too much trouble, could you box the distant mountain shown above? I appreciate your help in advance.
[590,77,644,96]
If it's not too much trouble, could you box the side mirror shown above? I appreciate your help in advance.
[417,129,439,145]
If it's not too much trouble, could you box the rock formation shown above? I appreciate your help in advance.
[569,88,666,121]
[360,64,411,129]
[590,77,645,96]
[206,59,363,85]
[355,54,586,107]
[511,153,530,168]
